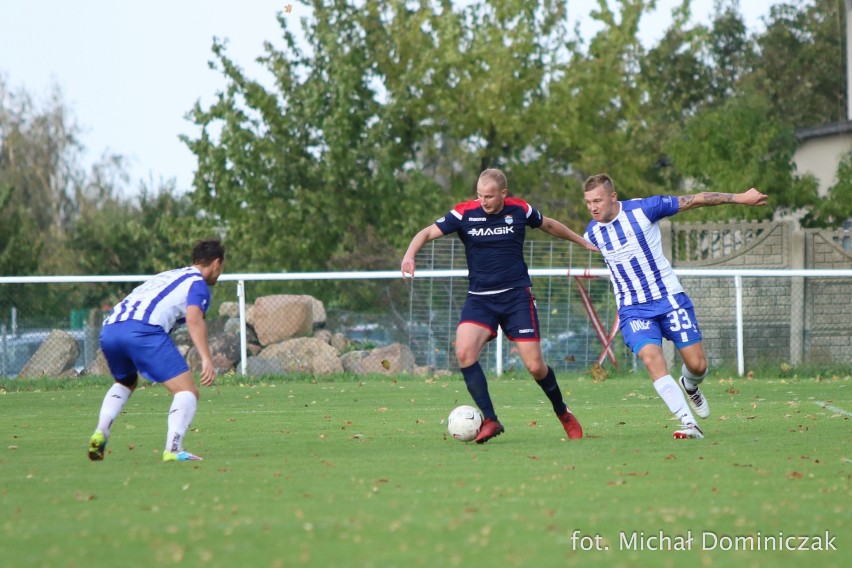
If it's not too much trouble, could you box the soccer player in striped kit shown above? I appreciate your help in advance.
[88,239,225,461]
[402,168,597,444]
[582,174,768,439]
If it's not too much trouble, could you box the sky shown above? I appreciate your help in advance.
[0,0,784,194]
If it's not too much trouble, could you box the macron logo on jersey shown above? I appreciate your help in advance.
[467,226,515,237]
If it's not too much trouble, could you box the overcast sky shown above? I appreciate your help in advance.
[0,0,783,194]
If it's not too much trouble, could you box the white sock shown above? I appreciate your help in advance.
[96,383,132,437]
[654,375,696,426]
[681,364,707,389]
[165,391,198,453]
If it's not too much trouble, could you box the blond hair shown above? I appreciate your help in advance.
[478,168,508,190]
[584,173,615,193]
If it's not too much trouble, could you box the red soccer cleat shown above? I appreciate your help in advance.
[558,410,584,440]
[474,417,505,444]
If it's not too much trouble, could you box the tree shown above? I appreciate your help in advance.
[747,0,846,128]
[0,78,81,274]
[1,76,212,318]
[664,90,817,221]
[185,0,587,269]
[803,151,852,227]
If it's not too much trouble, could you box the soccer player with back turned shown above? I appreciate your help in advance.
[88,239,225,462]
[582,174,768,439]
[402,168,597,444]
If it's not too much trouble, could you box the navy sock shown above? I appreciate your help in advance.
[537,366,568,415]
[461,362,497,420]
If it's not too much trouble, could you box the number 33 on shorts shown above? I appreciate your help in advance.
[665,307,702,345]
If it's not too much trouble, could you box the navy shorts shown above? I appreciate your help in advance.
[619,295,703,354]
[459,288,540,342]
[99,320,190,383]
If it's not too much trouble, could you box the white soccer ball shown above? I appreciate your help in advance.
[447,405,483,442]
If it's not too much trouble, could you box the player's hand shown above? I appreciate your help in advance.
[199,358,216,387]
[741,188,768,206]
[584,241,599,253]
[401,257,416,279]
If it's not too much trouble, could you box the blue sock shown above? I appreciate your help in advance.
[537,366,568,415]
[461,362,497,420]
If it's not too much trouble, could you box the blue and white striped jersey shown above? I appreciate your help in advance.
[103,267,211,333]
[584,196,683,311]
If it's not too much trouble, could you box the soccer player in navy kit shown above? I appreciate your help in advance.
[88,239,225,462]
[583,174,768,439]
[402,168,596,444]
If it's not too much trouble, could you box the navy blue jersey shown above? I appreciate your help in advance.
[436,197,543,292]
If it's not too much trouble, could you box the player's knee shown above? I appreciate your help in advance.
[455,347,478,368]
[525,360,547,378]
[638,347,664,368]
[117,373,138,390]
[684,361,708,382]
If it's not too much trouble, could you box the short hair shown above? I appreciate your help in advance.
[478,168,507,191]
[192,239,225,266]
[584,173,615,193]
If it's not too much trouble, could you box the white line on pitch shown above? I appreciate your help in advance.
[814,401,852,417]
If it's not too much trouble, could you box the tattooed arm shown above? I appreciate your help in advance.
[677,188,768,212]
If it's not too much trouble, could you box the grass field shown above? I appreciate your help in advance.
[1,371,848,568]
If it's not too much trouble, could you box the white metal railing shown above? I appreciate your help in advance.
[2,268,851,377]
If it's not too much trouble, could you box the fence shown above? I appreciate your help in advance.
[1,238,850,379]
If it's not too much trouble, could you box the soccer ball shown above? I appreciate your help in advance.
[447,405,483,442]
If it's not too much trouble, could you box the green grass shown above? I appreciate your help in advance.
[1,372,849,568]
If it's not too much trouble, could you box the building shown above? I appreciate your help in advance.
[791,1,852,201]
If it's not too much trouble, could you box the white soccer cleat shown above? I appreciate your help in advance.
[679,376,710,419]
[673,423,704,440]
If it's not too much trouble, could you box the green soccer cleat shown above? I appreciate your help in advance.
[163,450,203,462]
[88,430,107,461]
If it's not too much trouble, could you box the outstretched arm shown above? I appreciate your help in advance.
[539,216,599,252]
[677,188,768,212]
[401,224,445,278]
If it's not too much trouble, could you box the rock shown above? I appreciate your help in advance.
[257,337,343,374]
[18,330,80,378]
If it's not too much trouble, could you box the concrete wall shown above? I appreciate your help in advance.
[665,220,852,367]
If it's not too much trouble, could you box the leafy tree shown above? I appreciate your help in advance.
[185,0,587,269]
[0,78,82,273]
[663,90,815,221]
[67,179,215,305]
[1,76,211,317]
[747,0,846,128]
[803,152,852,227]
